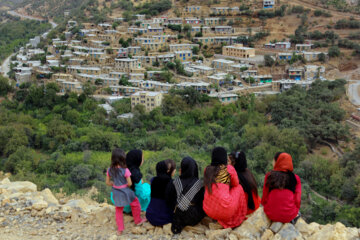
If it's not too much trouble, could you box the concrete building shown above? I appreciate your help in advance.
[214,26,233,34]
[295,44,313,51]
[210,7,239,15]
[304,65,325,80]
[272,80,312,92]
[302,52,327,62]
[288,68,303,80]
[183,6,201,14]
[29,36,41,48]
[131,91,163,112]
[174,51,193,62]
[115,58,141,72]
[169,44,199,52]
[210,93,239,104]
[223,44,255,58]
[264,41,291,49]
[212,59,235,72]
[204,18,221,26]
[110,85,141,96]
[263,0,275,8]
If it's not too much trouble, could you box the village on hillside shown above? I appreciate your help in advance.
[5,0,337,116]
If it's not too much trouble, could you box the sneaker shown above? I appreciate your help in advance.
[135,218,147,225]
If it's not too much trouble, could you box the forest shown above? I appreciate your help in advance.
[0,77,359,227]
[0,19,51,63]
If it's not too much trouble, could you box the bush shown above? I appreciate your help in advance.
[264,55,275,67]
[328,46,341,58]
[70,164,93,188]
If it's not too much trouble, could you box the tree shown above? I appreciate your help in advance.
[95,78,104,85]
[264,55,275,67]
[119,75,131,86]
[0,76,13,96]
[328,46,341,58]
[318,53,326,62]
[70,164,92,188]
[192,46,200,55]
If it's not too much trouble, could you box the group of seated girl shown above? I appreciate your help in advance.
[106,147,301,235]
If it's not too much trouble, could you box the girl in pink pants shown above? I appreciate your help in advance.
[106,148,147,234]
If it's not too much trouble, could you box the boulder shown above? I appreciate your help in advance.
[261,229,275,240]
[270,222,283,233]
[273,223,304,240]
[184,224,206,234]
[153,226,164,235]
[309,222,355,240]
[41,188,59,205]
[32,200,48,211]
[295,219,319,238]
[65,199,89,213]
[207,228,231,240]
[163,224,172,235]
[91,205,115,225]
[209,222,223,230]
[233,208,271,239]
[131,226,147,234]
[1,178,10,184]
[0,181,37,193]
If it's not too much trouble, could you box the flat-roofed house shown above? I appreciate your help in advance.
[131,91,163,112]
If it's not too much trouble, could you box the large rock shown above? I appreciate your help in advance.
[273,223,304,240]
[91,205,115,225]
[295,219,320,238]
[32,199,48,211]
[207,228,231,240]
[1,177,10,184]
[270,222,284,233]
[308,222,357,240]
[65,199,89,213]
[41,188,59,205]
[0,181,37,193]
[261,229,275,240]
[233,207,271,239]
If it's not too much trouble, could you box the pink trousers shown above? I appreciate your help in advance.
[115,197,142,231]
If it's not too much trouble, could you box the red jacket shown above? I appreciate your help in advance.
[246,190,261,215]
[261,172,301,223]
[203,165,247,228]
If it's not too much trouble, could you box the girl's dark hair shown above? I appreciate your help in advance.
[110,148,127,177]
[267,152,297,192]
[274,152,283,162]
[232,151,258,210]
[164,159,176,175]
[203,165,221,194]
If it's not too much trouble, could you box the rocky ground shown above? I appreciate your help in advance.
[0,177,359,240]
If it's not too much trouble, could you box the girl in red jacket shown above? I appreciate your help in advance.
[229,151,261,215]
[261,152,301,223]
[203,147,247,229]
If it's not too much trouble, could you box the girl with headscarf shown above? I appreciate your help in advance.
[202,147,247,229]
[123,149,151,213]
[166,157,205,234]
[261,152,301,223]
[229,151,260,215]
[146,159,176,226]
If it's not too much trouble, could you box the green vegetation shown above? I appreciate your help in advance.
[0,79,358,226]
[0,20,51,63]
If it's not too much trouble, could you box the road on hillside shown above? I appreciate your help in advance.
[1,11,58,78]
[349,82,360,106]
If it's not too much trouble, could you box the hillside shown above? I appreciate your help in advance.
[0,176,359,240]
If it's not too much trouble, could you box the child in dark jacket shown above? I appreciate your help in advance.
[166,157,205,234]
[146,159,176,226]
[261,152,301,223]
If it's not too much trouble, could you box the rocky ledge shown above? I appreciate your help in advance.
[0,177,359,240]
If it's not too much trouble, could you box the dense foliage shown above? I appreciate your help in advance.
[0,79,359,226]
[0,20,51,63]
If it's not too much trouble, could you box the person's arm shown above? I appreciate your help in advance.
[294,175,301,209]
[106,169,113,186]
[125,168,132,187]
[227,165,239,187]
[106,175,113,186]
[126,177,133,187]
[261,173,269,206]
